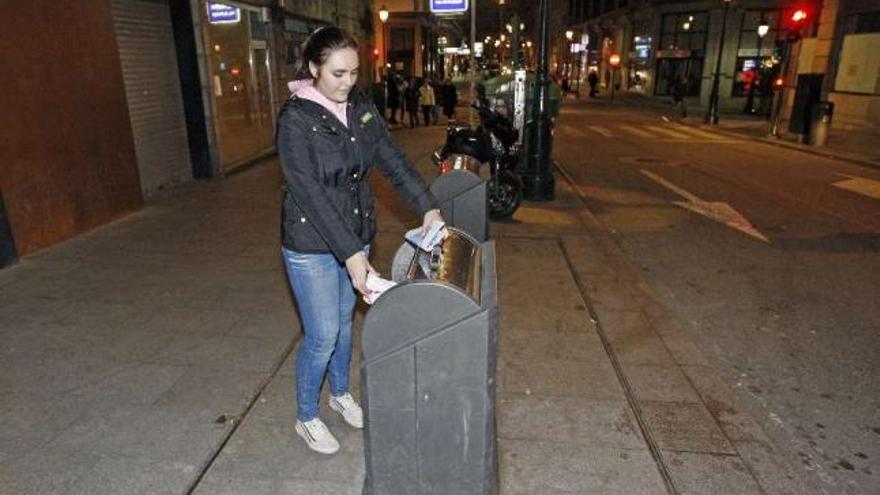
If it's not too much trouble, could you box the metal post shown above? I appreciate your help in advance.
[744,31,760,113]
[468,0,476,125]
[706,0,731,125]
[520,0,555,201]
[769,42,791,137]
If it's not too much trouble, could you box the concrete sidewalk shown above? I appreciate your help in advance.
[0,126,809,494]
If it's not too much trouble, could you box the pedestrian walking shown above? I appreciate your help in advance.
[278,26,444,455]
[404,77,420,128]
[672,76,688,118]
[429,78,441,125]
[419,79,436,126]
[440,78,458,122]
[386,75,400,124]
[587,70,599,98]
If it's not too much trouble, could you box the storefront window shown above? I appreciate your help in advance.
[206,4,276,169]
[628,35,652,92]
[655,12,707,96]
[733,10,785,101]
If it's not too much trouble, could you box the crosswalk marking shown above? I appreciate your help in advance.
[619,125,656,138]
[833,175,880,200]
[646,126,691,139]
[672,125,726,140]
[587,125,614,137]
[563,123,740,143]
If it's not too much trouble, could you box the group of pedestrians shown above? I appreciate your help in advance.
[386,75,458,127]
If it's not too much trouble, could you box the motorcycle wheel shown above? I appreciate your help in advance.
[487,170,522,219]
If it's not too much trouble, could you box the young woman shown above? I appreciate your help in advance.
[277,27,443,455]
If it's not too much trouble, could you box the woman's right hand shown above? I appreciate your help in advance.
[345,250,377,295]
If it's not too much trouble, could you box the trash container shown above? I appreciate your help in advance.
[430,154,489,242]
[361,227,498,495]
[809,101,834,147]
[481,73,562,119]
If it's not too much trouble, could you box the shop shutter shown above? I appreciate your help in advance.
[111,0,191,197]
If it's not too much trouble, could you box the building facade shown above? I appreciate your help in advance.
[566,0,880,133]
[1,0,376,260]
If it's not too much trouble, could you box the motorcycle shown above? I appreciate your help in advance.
[432,96,523,219]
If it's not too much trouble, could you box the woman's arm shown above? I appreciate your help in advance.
[369,106,438,216]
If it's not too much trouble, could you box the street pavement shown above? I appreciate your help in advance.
[554,97,880,495]
[0,108,853,493]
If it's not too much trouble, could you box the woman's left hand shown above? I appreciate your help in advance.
[421,209,445,233]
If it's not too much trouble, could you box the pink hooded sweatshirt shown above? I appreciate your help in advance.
[288,79,348,127]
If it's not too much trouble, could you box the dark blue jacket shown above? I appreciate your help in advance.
[277,88,437,262]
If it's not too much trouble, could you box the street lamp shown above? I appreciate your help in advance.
[744,20,769,114]
[706,0,732,125]
[378,6,389,73]
[378,6,389,113]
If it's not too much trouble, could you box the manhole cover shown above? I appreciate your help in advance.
[618,156,684,166]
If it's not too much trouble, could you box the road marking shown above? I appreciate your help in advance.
[647,126,691,139]
[673,125,726,140]
[832,176,880,200]
[587,125,615,137]
[619,125,656,138]
[640,169,770,243]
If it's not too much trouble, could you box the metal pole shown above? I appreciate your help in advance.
[520,0,555,201]
[743,31,760,114]
[468,0,476,125]
[769,42,791,137]
[706,0,731,125]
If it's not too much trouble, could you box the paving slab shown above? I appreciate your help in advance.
[498,395,645,450]
[665,451,763,495]
[499,439,666,494]
[642,401,736,454]
[498,354,624,400]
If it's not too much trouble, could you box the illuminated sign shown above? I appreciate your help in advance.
[208,3,241,24]
[430,0,468,14]
[633,36,652,59]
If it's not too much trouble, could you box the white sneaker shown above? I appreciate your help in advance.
[329,392,364,429]
[295,418,340,455]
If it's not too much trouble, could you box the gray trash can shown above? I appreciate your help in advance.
[430,155,489,242]
[809,101,834,147]
[361,227,498,495]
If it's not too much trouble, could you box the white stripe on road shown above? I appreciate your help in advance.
[672,125,726,140]
[833,176,880,200]
[587,125,615,137]
[640,169,770,243]
[647,126,691,139]
[619,125,656,138]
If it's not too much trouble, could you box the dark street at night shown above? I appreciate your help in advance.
[2,0,879,494]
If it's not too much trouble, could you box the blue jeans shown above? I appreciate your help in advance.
[282,246,367,421]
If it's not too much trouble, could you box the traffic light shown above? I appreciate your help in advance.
[787,8,809,42]
[774,76,785,90]
[373,47,380,60]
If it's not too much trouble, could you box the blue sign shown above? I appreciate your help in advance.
[207,3,241,24]
[430,0,468,14]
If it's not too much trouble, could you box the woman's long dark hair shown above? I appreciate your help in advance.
[293,26,359,81]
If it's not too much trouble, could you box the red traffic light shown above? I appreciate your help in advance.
[609,53,621,67]
[791,9,808,23]
[373,47,379,58]
[774,77,785,88]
